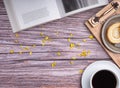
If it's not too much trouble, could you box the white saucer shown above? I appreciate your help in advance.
[81,61,120,88]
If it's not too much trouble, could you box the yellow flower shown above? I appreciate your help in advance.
[71,57,76,60]
[79,50,87,57]
[70,43,75,49]
[87,50,91,55]
[15,33,19,38]
[10,50,14,54]
[70,33,73,37]
[89,35,94,40]
[40,32,44,36]
[42,42,45,46]
[79,50,91,57]
[24,46,29,50]
[57,52,61,56]
[83,39,86,42]
[67,38,71,42]
[45,36,49,40]
[29,51,32,55]
[79,69,83,74]
[51,61,56,68]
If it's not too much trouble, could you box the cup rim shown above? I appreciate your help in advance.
[90,69,119,88]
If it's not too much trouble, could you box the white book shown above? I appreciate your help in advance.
[4,0,108,32]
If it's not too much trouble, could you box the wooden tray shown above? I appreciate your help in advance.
[85,0,120,67]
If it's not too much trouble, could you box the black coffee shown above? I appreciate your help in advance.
[92,70,117,88]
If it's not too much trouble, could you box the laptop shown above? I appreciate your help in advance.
[4,0,108,32]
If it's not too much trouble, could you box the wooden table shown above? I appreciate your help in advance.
[0,0,111,88]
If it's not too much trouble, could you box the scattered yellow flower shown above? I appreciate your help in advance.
[70,43,75,49]
[45,36,49,40]
[70,61,74,65]
[29,51,32,55]
[70,33,73,37]
[83,39,87,42]
[79,50,88,57]
[89,35,94,40]
[10,50,14,54]
[79,69,84,74]
[56,52,61,56]
[15,33,19,38]
[51,61,56,68]
[67,38,71,42]
[42,39,46,43]
[42,42,45,46]
[40,32,44,36]
[87,50,91,55]
[24,46,29,50]
[72,57,76,60]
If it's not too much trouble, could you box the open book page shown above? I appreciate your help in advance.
[6,0,61,32]
[62,0,98,13]
[56,0,108,17]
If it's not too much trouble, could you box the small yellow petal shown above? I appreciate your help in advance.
[87,50,91,55]
[51,61,56,68]
[10,50,14,54]
[70,61,74,65]
[72,57,76,60]
[57,52,61,56]
[42,39,46,43]
[67,38,71,42]
[45,36,49,40]
[29,51,32,55]
[40,32,44,36]
[15,33,19,38]
[89,35,94,40]
[70,33,73,37]
[42,42,45,46]
[79,69,83,74]
[70,43,75,49]
[83,39,86,42]
[24,46,29,50]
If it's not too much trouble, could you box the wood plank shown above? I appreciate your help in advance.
[0,0,112,88]
[0,60,111,88]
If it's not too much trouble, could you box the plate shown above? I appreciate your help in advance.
[101,14,120,53]
[81,61,120,88]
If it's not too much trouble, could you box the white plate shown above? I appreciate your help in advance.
[81,61,120,88]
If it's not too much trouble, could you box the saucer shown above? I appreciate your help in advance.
[81,61,120,88]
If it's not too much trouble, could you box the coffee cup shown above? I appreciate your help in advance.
[90,69,119,88]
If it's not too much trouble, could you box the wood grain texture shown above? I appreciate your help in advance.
[0,0,112,88]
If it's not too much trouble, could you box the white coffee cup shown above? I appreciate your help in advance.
[90,69,119,88]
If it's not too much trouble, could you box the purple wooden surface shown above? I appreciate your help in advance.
[0,0,111,88]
